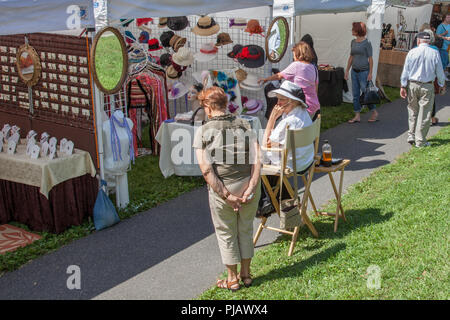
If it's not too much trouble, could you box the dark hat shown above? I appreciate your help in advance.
[160,31,175,48]
[215,32,233,47]
[160,53,172,67]
[167,16,189,31]
[417,31,431,40]
[235,45,266,68]
[227,44,243,59]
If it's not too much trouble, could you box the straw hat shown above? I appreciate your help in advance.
[240,73,262,91]
[169,34,187,52]
[194,43,218,62]
[158,17,168,28]
[215,33,233,47]
[235,69,247,83]
[245,19,265,36]
[229,18,247,29]
[168,81,190,100]
[172,47,194,66]
[166,65,181,80]
[192,16,220,36]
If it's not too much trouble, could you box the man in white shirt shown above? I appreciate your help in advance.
[400,32,446,147]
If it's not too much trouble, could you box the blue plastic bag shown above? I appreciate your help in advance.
[93,180,120,230]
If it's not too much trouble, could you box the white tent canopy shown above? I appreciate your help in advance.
[292,0,372,16]
[106,0,273,20]
[0,0,95,36]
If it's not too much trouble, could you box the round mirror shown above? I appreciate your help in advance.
[91,26,128,94]
[266,17,290,63]
[16,44,41,86]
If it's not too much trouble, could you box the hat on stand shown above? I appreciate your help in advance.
[235,45,265,68]
[194,43,219,62]
[240,73,262,91]
[160,31,175,48]
[158,17,168,28]
[167,16,189,31]
[242,99,263,114]
[169,34,187,52]
[215,33,233,47]
[148,38,163,51]
[245,19,265,36]
[168,81,190,100]
[172,47,194,66]
[192,16,220,36]
[229,18,247,29]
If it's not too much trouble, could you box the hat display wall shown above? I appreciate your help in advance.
[268,80,308,108]
[243,99,263,114]
[215,33,233,47]
[229,18,247,29]
[167,16,189,31]
[235,45,266,68]
[240,73,262,91]
[172,47,194,66]
[192,16,220,36]
[158,17,168,28]
[168,81,190,100]
[169,34,187,52]
[160,31,174,48]
[148,38,163,51]
[245,19,265,36]
[194,43,218,62]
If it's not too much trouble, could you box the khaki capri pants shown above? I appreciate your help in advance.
[208,180,261,265]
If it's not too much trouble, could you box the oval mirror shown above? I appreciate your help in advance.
[16,44,41,86]
[266,17,290,63]
[91,26,128,94]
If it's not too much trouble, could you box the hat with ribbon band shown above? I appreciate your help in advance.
[235,45,266,68]
[192,16,220,36]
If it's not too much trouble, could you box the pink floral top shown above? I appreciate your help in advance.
[280,61,320,116]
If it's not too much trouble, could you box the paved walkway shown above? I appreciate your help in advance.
[0,94,449,300]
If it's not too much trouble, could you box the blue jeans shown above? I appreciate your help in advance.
[439,48,448,71]
[351,69,376,113]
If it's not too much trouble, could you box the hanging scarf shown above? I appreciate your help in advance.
[110,114,135,164]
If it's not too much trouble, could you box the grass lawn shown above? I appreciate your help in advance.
[198,125,450,300]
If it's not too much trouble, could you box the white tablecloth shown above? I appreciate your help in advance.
[155,115,262,178]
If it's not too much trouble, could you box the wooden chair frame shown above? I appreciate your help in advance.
[254,115,321,256]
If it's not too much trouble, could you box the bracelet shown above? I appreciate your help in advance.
[222,189,231,201]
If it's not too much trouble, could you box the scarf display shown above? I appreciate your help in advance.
[109,113,135,164]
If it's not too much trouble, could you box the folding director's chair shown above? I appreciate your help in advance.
[253,115,321,256]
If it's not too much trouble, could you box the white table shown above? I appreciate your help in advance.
[155,115,262,178]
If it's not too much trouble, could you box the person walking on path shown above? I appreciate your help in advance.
[193,86,261,292]
[344,21,379,123]
[400,32,446,148]
[436,13,450,77]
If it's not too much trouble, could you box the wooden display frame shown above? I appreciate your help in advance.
[90,26,128,95]
[16,43,41,87]
[265,16,290,63]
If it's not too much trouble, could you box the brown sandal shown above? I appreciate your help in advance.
[238,274,253,288]
[216,279,240,292]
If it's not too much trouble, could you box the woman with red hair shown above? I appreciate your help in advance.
[345,22,378,123]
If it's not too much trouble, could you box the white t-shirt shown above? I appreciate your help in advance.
[267,106,314,172]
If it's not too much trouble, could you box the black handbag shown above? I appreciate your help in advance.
[360,80,381,105]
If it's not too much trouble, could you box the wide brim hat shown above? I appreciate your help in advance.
[268,80,308,108]
[166,65,181,80]
[194,43,218,62]
[236,45,266,68]
[168,81,190,100]
[240,73,263,91]
[227,44,243,59]
[172,47,194,66]
[215,33,233,47]
[192,16,220,36]
[167,16,189,31]
[148,38,163,51]
[243,99,263,114]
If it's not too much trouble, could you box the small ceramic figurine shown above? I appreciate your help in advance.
[187,83,207,122]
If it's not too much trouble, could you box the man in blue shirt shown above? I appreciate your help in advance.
[400,32,446,148]
[436,13,450,75]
